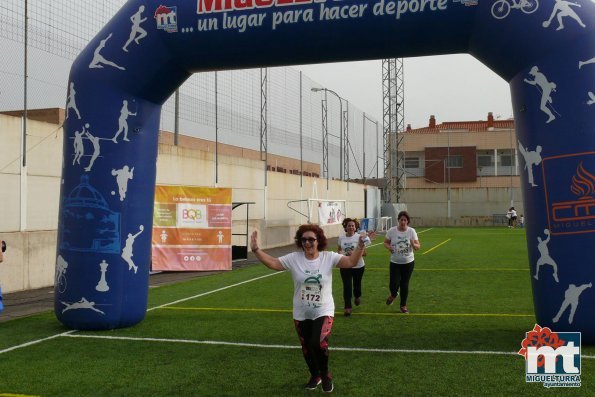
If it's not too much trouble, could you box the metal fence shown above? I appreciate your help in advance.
[0,0,383,181]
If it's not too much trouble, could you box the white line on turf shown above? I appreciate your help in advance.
[4,270,595,361]
[0,330,76,355]
[0,272,282,355]
[147,271,283,311]
[62,334,595,359]
[160,307,535,318]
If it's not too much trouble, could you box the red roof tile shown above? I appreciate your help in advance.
[406,119,514,134]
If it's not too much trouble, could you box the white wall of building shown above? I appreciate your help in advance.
[0,114,370,293]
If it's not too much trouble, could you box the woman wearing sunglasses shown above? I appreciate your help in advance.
[250,224,366,393]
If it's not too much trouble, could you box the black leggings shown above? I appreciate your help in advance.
[389,261,415,306]
[340,267,365,309]
[294,316,334,378]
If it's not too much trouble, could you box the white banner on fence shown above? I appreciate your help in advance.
[316,200,346,226]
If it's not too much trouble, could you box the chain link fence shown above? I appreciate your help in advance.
[0,0,383,181]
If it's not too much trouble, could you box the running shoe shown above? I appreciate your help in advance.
[305,376,321,390]
[322,376,334,393]
[386,295,396,305]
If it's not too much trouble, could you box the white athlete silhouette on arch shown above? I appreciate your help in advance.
[518,141,542,187]
[66,82,81,120]
[61,297,105,315]
[523,66,558,123]
[84,127,102,172]
[121,225,144,274]
[112,100,137,143]
[578,56,595,69]
[534,229,559,283]
[72,125,87,166]
[111,165,134,201]
[542,0,586,31]
[89,33,125,70]
[553,283,592,324]
[123,5,147,52]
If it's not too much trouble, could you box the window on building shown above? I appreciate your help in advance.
[404,157,420,169]
[500,154,516,167]
[477,155,493,167]
[446,155,463,168]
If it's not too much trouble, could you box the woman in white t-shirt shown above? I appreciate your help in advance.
[337,218,366,317]
[383,211,421,314]
[250,225,366,393]
[506,207,518,228]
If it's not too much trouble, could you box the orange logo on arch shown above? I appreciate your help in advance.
[543,152,595,235]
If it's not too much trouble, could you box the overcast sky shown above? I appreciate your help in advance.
[296,54,514,129]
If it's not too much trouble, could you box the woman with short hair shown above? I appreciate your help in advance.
[250,224,366,393]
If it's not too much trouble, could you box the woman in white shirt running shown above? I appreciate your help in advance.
[251,224,366,393]
[337,218,367,317]
[383,211,421,313]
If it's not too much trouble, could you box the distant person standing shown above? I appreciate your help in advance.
[384,211,421,313]
[507,207,518,228]
[337,218,367,317]
[519,214,525,228]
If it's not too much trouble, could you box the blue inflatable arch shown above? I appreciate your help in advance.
[57,0,595,339]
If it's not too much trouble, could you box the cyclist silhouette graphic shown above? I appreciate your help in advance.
[491,0,538,19]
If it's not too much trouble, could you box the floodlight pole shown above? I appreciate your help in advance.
[363,113,366,184]
[447,127,451,219]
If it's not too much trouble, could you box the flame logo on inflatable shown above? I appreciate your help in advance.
[570,162,595,199]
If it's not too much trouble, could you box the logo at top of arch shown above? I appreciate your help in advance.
[155,5,178,33]
[543,152,595,235]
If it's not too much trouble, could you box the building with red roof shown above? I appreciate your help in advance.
[400,112,520,190]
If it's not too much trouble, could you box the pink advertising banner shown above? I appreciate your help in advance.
[152,186,232,271]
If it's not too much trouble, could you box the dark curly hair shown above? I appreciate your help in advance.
[397,211,411,224]
[294,224,328,251]
[341,217,360,232]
